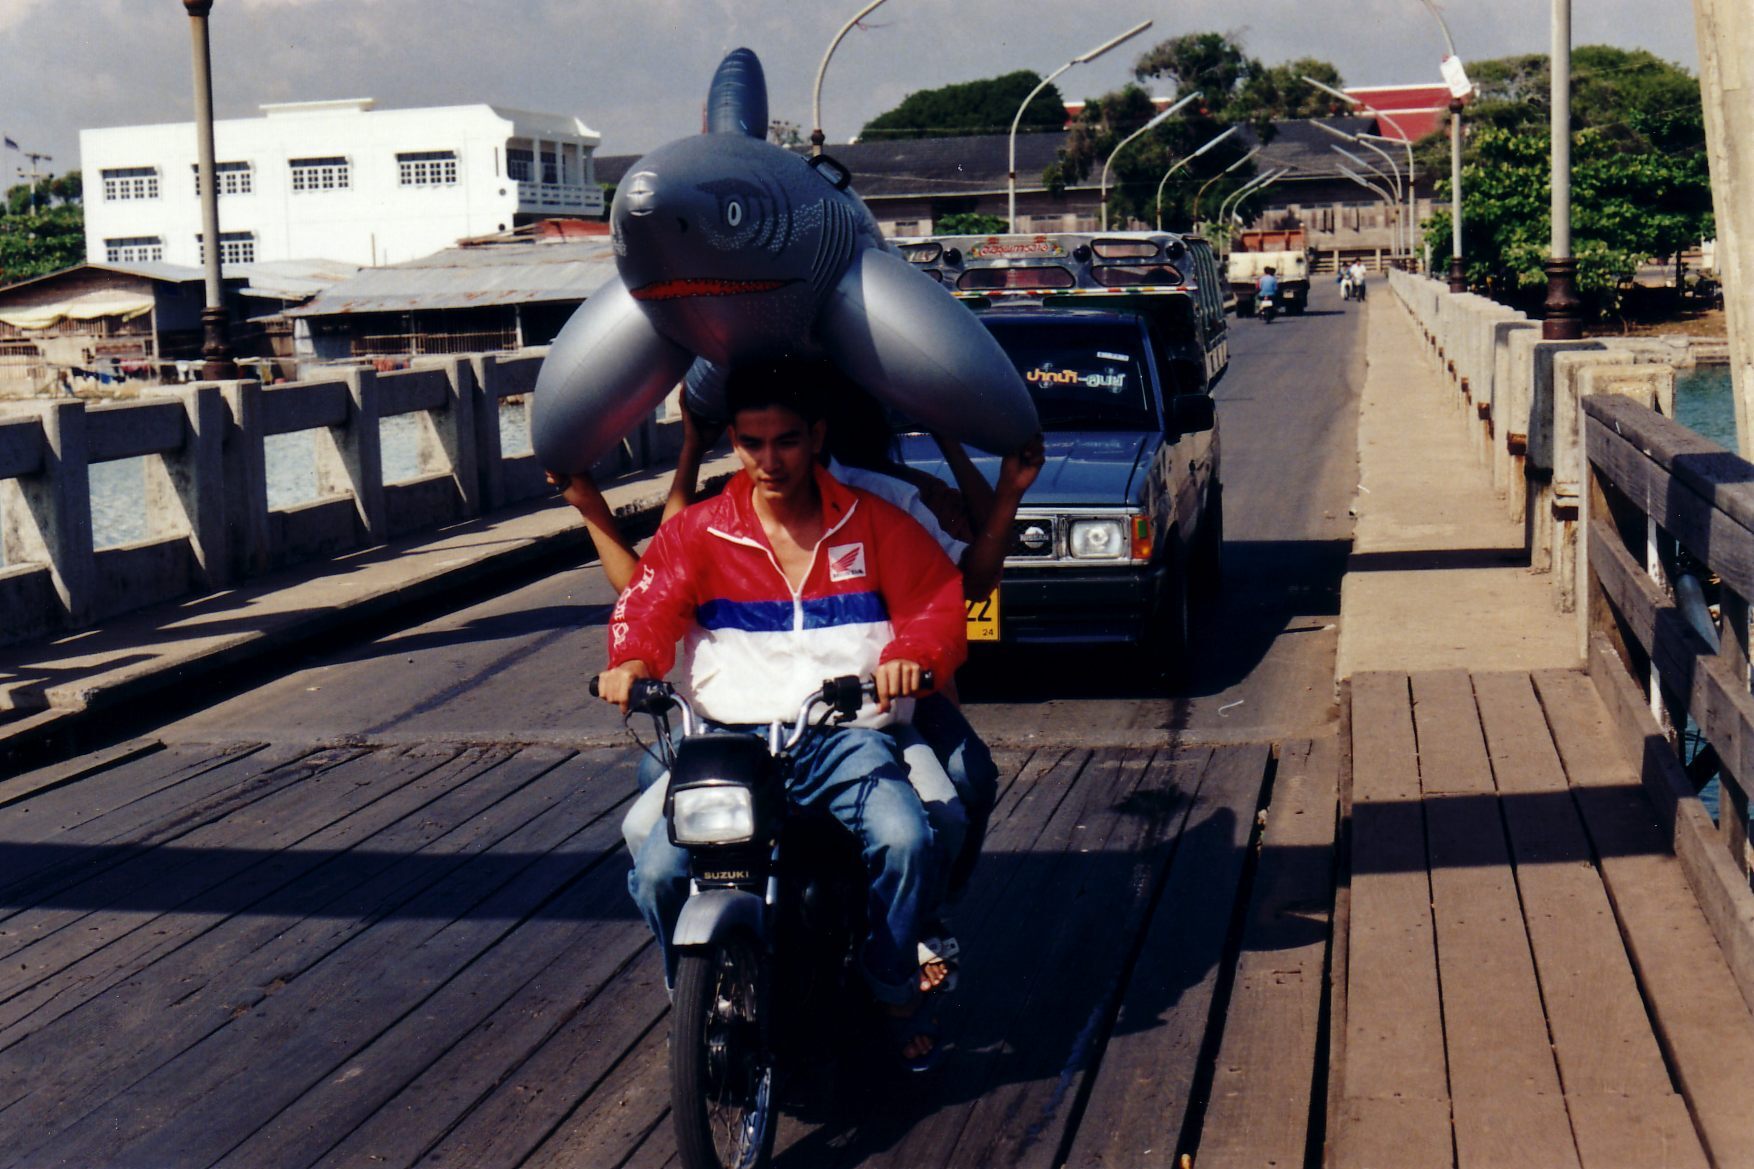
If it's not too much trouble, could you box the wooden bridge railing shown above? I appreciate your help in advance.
[1583,392,1754,1009]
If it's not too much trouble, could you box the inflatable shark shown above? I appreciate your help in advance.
[532,47,1038,474]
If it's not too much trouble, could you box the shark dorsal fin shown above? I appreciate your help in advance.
[706,48,769,139]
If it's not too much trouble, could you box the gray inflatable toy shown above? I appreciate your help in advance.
[532,47,1037,473]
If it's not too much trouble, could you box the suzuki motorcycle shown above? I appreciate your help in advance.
[595,672,928,1169]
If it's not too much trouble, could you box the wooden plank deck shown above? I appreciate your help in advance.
[0,734,1311,1169]
[1332,669,1754,1169]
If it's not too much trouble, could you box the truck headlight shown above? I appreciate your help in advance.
[670,784,757,845]
[1069,518,1127,559]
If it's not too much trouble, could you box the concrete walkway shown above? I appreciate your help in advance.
[1336,297,1583,679]
[0,454,736,767]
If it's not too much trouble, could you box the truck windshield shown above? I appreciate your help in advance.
[980,319,1159,432]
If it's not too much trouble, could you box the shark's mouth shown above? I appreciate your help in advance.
[629,277,798,301]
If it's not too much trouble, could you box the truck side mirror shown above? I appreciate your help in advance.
[1169,393,1216,435]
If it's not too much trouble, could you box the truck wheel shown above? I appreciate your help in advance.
[1287,299,1306,315]
[1140,557,1190,691]
[1193,486,1224,602]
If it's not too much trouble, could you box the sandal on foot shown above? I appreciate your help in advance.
[884,999,943,1074]
[917,933,961,995]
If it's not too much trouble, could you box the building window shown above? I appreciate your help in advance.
[290,156,350,192]
[198,231,256,264]
[507,147,533,182]
[192,160,254,197]
[102,166,159,201]
[397,150,458,187]
[105,236,163,263]
[891,220,922,237]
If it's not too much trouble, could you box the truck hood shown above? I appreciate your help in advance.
[896,431,1152,508]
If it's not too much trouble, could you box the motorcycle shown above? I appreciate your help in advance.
[593,671,930,1169]
[1256,293,1276,323]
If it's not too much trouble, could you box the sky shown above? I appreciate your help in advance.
[0,0,1704,184]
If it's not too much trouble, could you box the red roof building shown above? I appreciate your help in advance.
[1341,84,1453,142]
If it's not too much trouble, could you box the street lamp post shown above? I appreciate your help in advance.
[1301,75,1419,268]
[1100,91,1201,231]
[1314,121,1406,256]
[811,0,891,157]
[1008,20,1153,231]
[1193,145,1261,223]
[1218,167,1289,227]
[1155,125,1238,230]
[1416,0,1470,291]
[185,0,234,381]
[1543,0,1584,338]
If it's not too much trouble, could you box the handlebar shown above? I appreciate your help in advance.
[592,668,935,753]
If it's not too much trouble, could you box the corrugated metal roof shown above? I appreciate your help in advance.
[286,237,619,316]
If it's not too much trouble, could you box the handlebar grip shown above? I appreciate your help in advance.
[628,678,676,714]
[589,675,601,698]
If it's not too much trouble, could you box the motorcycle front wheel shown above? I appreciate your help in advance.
[672,932,777,1169]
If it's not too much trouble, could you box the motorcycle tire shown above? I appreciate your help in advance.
[672,932,778,1169]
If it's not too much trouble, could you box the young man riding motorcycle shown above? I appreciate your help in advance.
[595,360,968,1062]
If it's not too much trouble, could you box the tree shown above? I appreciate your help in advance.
[1420,46,1712,319]
[860,71,1066,141]
[0,205,85,286]
[933,212,1009,236]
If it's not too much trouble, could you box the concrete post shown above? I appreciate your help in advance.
[0,401,95,626]
[145,384,230,588]
[1692,0,1754,457]
[438,356,481,518]
[219,380,270,578]
[470,354,507,512]
[315,367,386,545]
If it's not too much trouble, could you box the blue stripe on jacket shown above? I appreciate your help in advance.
[697,591,889,633]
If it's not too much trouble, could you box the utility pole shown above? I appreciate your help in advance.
[185,0,235,381]
[20,151,51,214]
[1692,0,1754,457]
[1542,0,1584,339]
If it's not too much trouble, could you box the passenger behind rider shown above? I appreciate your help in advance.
[594,361,967,1062]
[1257,266,1280,305]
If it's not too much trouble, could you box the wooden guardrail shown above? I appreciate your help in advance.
[0,352,679,647]
[1583,392,1754,1008]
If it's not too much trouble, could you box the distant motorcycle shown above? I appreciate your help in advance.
[1256,293,1276,323]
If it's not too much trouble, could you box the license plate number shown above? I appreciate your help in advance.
[965,589,999,642]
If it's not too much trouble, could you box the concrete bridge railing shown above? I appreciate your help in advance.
[0,353,682,648]
[1384,269,1717,621]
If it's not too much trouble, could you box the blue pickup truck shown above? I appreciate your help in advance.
[894,231,1226,678]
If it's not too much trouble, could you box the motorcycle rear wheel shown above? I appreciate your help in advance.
[672,932,778,1169]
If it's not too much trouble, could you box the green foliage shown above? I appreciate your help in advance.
[860,71,1066,141]
[1047,33,1338,229]
[1420,46,1712,319]
[933,212,1010,236]
[0,205,86,286]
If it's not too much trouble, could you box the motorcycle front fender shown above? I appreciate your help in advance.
[673,887,767,950]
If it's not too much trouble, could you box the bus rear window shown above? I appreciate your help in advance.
[1090,264,1184,288]
[1091,239,1160,259]
[957,266,1076,291]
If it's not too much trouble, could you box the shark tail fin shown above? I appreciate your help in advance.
[705,47,769,139]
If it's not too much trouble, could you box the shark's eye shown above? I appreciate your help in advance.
[725,199,744,227]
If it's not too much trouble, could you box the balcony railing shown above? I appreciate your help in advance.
[515,181,604,213]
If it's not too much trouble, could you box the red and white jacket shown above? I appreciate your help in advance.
[608,464,968,727]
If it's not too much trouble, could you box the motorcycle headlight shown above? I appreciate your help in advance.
[670,783,757,845]
[1069,518,1127,560]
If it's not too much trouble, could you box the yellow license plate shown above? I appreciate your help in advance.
[965,589,1000,642]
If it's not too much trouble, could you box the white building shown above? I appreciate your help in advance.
[80,99,603,270]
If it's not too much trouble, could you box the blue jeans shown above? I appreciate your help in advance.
[628,724,936,1005]
[913,693,998,899]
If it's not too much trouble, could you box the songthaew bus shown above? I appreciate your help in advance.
[888,232,1229,682]
[893,231,1230,393]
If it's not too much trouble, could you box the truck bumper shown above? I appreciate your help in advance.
[987,565,1164,646]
